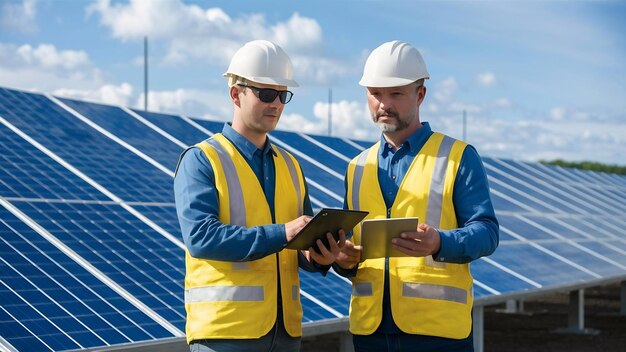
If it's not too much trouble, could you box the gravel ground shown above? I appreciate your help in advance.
[301,283,626,352]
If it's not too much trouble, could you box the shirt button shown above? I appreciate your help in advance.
[391,175,396,180]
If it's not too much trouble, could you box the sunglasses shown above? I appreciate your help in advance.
[237,83,293,104]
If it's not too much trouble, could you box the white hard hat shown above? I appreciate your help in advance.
[359,40,429,87]
[224,40,299,87]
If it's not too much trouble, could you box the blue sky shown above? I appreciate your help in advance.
[1,0,624,164]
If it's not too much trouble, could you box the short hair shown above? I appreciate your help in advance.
[415,78,425,90]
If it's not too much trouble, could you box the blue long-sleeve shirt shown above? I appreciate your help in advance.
[174,123,316,264]
[339,122,499,334]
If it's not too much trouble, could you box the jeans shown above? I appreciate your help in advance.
[189,322,301,352]
[353,331,474,352]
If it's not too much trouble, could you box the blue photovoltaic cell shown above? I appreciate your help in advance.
[483,165,564,214]
[131,109,209,147]
[307,134,365,157]
[0,206,174,351]
[498,215,555,241]
[0,88,173,203]
[472,284,494,298]
[487,243,597,287]
[59,98,184,172]
[300,295,337,323]
[523,215,587,240]
[269,130,352,174]
[507,161,618,215]
[188,118,225,134]
[127,204,181,238]
[489,191,531,213]
[300,271,351,318]
[538,241,624,277]
[487,159,599,215]
[470,258,535,294]
[8,201,186,332]
[0,123,109,202]
[581,240,626,268]
[353,139,373,150]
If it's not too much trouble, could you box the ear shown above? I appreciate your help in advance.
[417,86,427,106]
[230,85,241,107]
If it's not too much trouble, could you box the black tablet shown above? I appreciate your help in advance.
[286,208,369,251]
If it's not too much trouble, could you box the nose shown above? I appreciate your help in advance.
[378,95,392,111]
[269,95,282,107]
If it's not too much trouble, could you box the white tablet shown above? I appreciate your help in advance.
[360,217,419,261]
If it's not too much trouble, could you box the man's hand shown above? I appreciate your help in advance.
[391,223,441,257]
[285,215,312,242]
[335,240,362,270]
[304,230,347,266]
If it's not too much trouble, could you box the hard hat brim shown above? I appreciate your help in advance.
[223,72,299,87]
[358,75,428,88]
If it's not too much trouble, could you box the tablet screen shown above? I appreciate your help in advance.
[360,217,419,260]
[286,208,369,251]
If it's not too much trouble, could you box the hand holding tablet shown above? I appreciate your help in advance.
[286,208,369,253]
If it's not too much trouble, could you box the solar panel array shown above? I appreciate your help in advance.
[1,86,625,351]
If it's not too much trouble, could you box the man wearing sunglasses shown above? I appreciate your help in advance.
[174,40,345,352]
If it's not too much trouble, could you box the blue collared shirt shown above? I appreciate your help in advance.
[174,123,314,262]
[340,122,499,334]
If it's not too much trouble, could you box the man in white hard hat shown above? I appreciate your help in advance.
[335,40,499,351]
[174,40,345,351]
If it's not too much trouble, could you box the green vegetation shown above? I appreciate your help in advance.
[540,159,626,175]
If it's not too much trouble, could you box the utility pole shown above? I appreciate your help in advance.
[462,109,467,141]
[144,36,148,111]
[328,88,332,136]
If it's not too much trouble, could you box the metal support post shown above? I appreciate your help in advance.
[554,289,599,335]
[339,331,354,352]
[621,281,626,316]
[473,306,484,352]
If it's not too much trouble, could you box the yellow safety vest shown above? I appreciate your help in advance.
[183,133,305,342]
[346,132,473,339]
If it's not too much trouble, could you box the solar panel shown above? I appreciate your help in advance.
[1,86,625,351]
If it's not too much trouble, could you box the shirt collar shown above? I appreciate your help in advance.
[222,123,276,159]
[379,122,433,157]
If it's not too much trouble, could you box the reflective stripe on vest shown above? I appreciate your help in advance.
[351,149,370,211]
[186,285,264,302]
[350,134,460,299]
[275,146,303,217]
[402,282,467,304]
[206,138,246,226]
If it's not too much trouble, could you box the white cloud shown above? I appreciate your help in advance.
[476,72,496,87]
[549,106,592,122]
[53,83,134,106]
[425,104,625,165]
[313,100,379,141]
[16,44,90,69]
[278,100,378,141]
[493,98,511,108]
[0,42,103,92]
[1,0,37,33]
[135,88,231,120]
[432,77,458,103]
[88,0,348,84]
[550,107,566,120]
[271,12,322,53]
